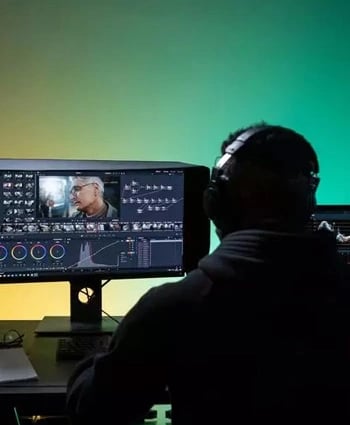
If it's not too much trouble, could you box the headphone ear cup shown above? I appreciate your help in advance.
[203,183,222,225]
[204,181,234,235]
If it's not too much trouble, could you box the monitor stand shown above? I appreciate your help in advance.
[35,278,120,336]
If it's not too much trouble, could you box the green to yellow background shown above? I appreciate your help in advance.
[0,0,349,319]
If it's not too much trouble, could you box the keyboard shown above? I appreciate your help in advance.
[56,334,111,361]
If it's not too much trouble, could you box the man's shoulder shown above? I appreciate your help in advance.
[139,269,214,309]
[105,201,118,217]
[72,210,84,218]
[119,269,212,332]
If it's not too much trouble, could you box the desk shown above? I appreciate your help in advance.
[0,319,123,422]
[0,320,170,423]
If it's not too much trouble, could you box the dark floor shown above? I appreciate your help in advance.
[14,405,172,425]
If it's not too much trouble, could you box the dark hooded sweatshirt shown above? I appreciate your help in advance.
[66,230,350,425]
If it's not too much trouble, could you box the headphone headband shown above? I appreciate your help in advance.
[212,126,272,182]
[212,125,319,183]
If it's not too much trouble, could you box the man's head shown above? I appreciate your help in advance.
[203,123,320,238]
[70,176,105,215]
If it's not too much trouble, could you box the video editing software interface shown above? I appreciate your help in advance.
[310,205,350,264]
[0,168,184,281]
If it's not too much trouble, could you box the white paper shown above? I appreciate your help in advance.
[0,347,38,383]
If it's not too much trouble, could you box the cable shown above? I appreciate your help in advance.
[0,329,24,348]
[101,309,121,325]
[13,407,21,425]
[100,279,121,325]
[101,279,111,288]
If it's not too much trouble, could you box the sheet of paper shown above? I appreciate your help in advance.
[0,347,38,383]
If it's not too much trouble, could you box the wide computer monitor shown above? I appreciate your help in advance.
[309,204,350,266]
[0,159,210,335]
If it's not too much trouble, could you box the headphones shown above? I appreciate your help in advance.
[203,125,320,234]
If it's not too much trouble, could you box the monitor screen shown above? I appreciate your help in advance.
[0,159,210,334]
[0,160,209,282]
[309,204,350,265]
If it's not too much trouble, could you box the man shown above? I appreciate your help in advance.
[69,176,118,218]
[66,124,350,424]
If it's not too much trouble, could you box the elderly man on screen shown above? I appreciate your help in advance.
[69,176,118,219]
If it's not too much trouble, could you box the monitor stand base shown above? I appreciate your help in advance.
[34,315,121,336]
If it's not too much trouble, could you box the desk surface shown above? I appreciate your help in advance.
[0,319,170,422]
[0,319,120,415]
